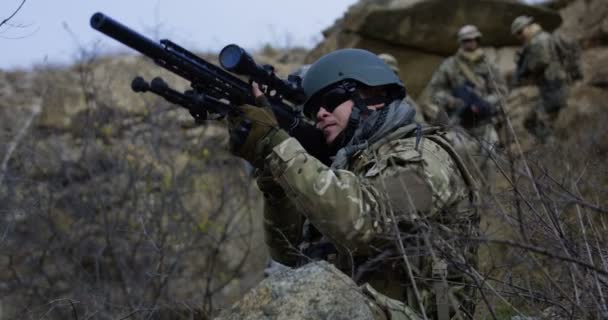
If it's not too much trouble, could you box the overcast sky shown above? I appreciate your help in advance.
[1,0,546,71]
[0,0,359,70]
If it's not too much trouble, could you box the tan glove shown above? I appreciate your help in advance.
[228,96,289,168]
[447,96,466,110]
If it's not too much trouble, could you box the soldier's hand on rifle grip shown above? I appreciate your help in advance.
[229,119,252,148]
[227,101,289,169]
[448,96,466,110]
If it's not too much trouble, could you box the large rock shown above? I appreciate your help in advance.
[307,32,444,97]
[558,0,608,47]
[580,47,608,89]
[214,261,376,320]
[307,0,561,98]
[499,82,608,151]
[341,0,561,55]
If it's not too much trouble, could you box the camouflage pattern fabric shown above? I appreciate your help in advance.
[446,126,497,189]
[257,109,479,319]
[428,49,507,120]
[519,29,567,85]
[428,49,505,184]
[518,28,569,141]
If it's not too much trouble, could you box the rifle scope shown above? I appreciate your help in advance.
[219,44,306,104]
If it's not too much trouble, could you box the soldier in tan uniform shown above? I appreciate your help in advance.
[227,49,479,319]
[378,53,431,125]
[428,25,507,185]
[511,15,569,142]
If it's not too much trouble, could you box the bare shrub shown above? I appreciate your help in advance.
[0,42,265,319]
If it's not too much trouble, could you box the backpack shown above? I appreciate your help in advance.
[552,34,583,82]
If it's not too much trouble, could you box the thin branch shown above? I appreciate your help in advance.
[0,103,41,186]
[0,0,26,29]
[469,237,608,278]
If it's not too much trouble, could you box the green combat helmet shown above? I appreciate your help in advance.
[511,15,534,35]
[302,48,405,118]
[457,25,482,42]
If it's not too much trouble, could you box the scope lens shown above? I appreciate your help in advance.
[219,44,242,70]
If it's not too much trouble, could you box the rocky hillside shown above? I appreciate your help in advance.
[306,0,562,97]
[220,1,608,319]
[0,50,304,319]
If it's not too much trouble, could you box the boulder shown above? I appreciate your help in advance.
[580,47,608,89]
[213,261,376,320]
[340,0,561,55]
[499,82,608,151]
[307,0,562,98]
[483,46,519,77]
[503,85,541,146]
[307,32,444,97]
[558,0,608,47]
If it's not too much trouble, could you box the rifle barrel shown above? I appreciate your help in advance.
[91,13,168,60]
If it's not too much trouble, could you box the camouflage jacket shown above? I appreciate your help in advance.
[259,114,480,318]
[518,29,567,86]
[429,50,507,114]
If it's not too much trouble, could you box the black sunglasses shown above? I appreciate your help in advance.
[305,85,353,118]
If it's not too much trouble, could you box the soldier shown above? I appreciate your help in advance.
[511,15,570,142]
[428,25,507,185]
[227,48,480,319]
[378,52,430,124]
[377,53,400,75]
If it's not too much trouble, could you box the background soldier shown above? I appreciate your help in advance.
[511,15,571,143]
[227,48,479,319]
[378,52,430,124]
[428,25,507,185]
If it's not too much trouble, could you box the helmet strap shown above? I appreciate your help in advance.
[329,96,394,155]
[328,81,396,151]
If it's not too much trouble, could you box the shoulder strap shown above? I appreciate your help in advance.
[456,59,484,89]
[425,133,479,204]
[367,123,421,152]
[367,124,479,200]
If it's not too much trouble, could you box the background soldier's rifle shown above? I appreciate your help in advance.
[451,82,497,128]
[90,12,330,164]
[513,48,529,87]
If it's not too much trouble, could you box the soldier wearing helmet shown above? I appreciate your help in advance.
[226,48,479,319]
[428,24,507,186]
[377,53,400,75]
[512,15,570,142]
[377,52,431,125]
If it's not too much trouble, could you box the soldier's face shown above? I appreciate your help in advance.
[316,100,354,145]
[460,39,479,52]
[516,28,526,43]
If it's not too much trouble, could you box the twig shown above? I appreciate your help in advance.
[0,0,26,29]
[573,184,607,313]
[0,103,41,186]
[468,237,608,278]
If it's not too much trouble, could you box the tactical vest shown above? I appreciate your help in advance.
[359,123,479,201]
[300,123,479,319]
[358,123,480,320]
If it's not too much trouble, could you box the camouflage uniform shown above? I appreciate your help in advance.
[258,99,479,319]
[516,26,569,141]
[428,49,507,184]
